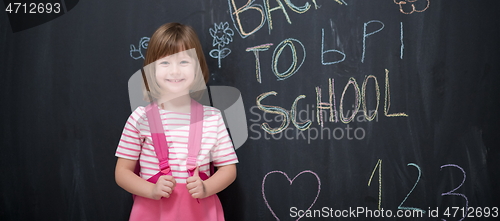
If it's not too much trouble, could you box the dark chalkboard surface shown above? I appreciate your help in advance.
[1,0,500,220]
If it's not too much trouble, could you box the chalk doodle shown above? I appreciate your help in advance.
[129,37,149,60]
[262,170,321,221]
[247,43,273,83]
[209,22,235,68]
[393,0,430,14]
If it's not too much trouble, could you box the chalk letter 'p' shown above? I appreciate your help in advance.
[362,20,385,63]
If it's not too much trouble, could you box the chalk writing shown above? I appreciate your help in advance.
[400,22,404,59]
[321,28,346,65]
[384,69,408,117]
[209,22,235,68]
[362,20,384,63]
[256,69,407,134]
[337,0,347,6]
[264,0,292,34]
[247,43,274,83]
[361,75,380,121]
[257,91,290,134]
[312,0,347,9]
[440,164,468,221]
[245,21,405,84]
[339,77,361,123]
[229,0,346,38]
[315,78,338,127]
[368,159,382,210]
[398,163,426,213]
[272,38,306,81]
[129,37,149,60]
[246,38,305,82]
[257,91,314,134]
[394,0,430,14]
[365,161,473,219]
[285,0,311,13]
[262,170,321,220]
[229,0,266,38]
[229,0,265,38]
[291,95,312,131]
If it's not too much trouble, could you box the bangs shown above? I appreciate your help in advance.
[156,32,196,60]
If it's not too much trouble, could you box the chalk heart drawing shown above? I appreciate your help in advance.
[262,170,321,221]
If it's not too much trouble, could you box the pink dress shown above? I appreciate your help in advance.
[117,100,236,220]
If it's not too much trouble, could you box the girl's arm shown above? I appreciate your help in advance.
[115,158,176,200]
[204,164,237,196]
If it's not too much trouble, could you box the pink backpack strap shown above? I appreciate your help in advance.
[145,103,172,176]
[186,99,208,179]
[144,99,207,183]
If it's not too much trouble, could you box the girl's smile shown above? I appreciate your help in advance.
[166,79,185,83]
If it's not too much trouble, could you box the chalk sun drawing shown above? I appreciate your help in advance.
[262,170,321,221]
[393,0,430,14]
[209,22,234,68]
[129,37,150,60]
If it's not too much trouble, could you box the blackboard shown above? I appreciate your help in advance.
[1,0,500,220]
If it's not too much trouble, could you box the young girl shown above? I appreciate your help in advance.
[115,23,238,220]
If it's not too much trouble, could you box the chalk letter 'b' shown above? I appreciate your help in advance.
[321,29,346,65]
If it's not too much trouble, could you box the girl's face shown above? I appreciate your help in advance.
[155,50,196,97]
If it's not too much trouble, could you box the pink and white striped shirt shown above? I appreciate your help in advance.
[115,105,238,184]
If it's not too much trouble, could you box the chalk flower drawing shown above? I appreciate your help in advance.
[393,0,430,14]
[130,37,150,60]
[209,22,234,68]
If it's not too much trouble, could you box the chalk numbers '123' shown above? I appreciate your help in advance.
[367,161,495,220]
[5,3,61,14]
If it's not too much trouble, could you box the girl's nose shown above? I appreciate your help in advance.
[169,64,180,75]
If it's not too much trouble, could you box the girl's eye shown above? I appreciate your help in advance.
[180,60,189,64]
[160,61,169,65]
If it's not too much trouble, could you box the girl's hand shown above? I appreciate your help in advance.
[151,175,176,200]
[186,167,206,199]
